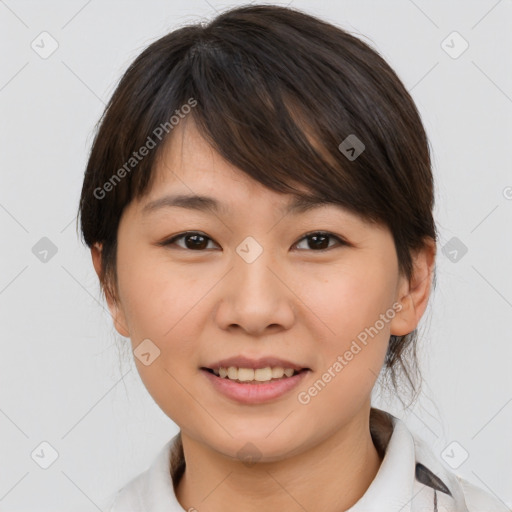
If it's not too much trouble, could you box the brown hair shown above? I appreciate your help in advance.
[77,4,438,408]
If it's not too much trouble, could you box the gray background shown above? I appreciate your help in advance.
[1,0,511,510]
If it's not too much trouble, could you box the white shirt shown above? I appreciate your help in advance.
[106,408,509,511]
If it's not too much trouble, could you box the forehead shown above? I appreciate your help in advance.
[136,117,373,227]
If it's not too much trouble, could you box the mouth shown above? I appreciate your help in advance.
[201,366,309,383]
[200,366,311,404]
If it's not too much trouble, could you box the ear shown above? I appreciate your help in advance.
[91,243,130,338]
[390,237,437,336]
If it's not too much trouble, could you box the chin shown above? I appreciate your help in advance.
[207,429,307,464]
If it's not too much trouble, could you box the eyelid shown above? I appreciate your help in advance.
[293,231,349,250]
[158,231,218,249]
[296,230,348,244]
[158,230,350,251]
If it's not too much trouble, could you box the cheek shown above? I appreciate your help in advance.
[116,248,198,339]
[305,262,395,340]
[117,254,207,421]
[116,250,208,364]
[301,264,394,391]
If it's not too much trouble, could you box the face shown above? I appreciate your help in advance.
[93,118,434,462]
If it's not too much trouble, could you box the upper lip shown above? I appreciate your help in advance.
[202,356,310,372]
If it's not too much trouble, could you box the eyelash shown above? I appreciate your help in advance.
[159,231,348,252]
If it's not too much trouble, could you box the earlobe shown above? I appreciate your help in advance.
[90,243,130,338]
[111,310,130,339]
[389,294,414,336]
[390,238,437,337]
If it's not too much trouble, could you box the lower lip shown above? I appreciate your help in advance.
[200,368,310,404]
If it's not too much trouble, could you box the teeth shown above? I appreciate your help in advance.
[212,366,298,382]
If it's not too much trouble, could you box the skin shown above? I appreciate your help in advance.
[92,117,436,512]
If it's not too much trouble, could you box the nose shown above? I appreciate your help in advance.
[213,238,296,336]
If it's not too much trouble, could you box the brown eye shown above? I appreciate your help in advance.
[161,232,218,250]
[294,232,346,251]
[160,230,347,252]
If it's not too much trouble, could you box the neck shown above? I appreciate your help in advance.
[175,406,383,512]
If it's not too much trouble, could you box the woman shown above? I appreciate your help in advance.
[77,4,508,511]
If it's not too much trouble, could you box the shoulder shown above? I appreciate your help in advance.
[105,471,146,511]
[106,436,181,512]
[412,434,510,511]
[456,475,510,512]
[413,435,510,511]
[374,408,510,512]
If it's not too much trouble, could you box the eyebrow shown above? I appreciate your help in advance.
[141,193,344,217]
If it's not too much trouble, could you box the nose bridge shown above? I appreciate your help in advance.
[236,234,268,266]
[215,234,295,333]
[233,234,280,300]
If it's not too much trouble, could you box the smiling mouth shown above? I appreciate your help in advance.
[201,367,309,384]
[200,365,310,403]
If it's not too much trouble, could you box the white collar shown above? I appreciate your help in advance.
[108,408,506,511]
